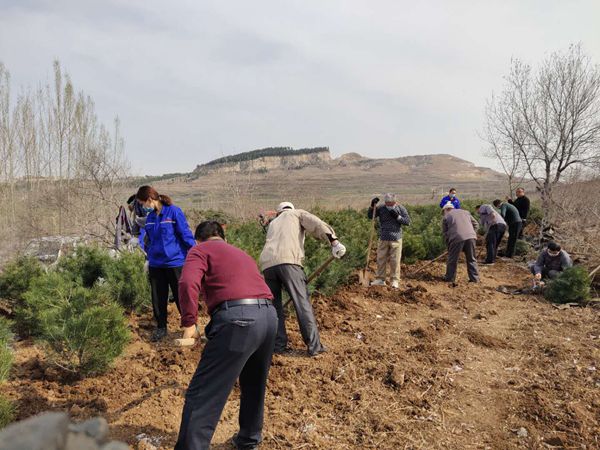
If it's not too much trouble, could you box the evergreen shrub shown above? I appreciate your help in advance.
[0,256,44,303]
[544,266,591,304]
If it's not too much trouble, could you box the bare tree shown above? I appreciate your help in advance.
[0,60,130,255]
[483,44,600,228]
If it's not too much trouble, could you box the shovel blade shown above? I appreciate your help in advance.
[358,269,370,287]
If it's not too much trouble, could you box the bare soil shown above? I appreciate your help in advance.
[2,259,599,449]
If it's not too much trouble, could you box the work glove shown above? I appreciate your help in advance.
[129,237,139,247]
[371,197,380,207]
[331,241,346,259]
[143,261,149,274]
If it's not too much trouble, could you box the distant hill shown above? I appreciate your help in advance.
[194,147,331,174]
[153,149,507,213]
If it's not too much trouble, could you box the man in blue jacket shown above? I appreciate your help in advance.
[439,188,460,209]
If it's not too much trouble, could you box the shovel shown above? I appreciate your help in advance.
[409,251,448,277]
[358,206,378,287]
[282,255,336,309]
[174,325,202,347]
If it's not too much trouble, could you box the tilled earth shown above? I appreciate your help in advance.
[2,259,599,449]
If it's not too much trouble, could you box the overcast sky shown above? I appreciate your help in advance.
[1,1,599,175]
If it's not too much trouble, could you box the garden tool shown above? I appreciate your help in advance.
[358,207,378,287]
[174,324,203,347]
[282,255,336,309]
[409,251,448,276]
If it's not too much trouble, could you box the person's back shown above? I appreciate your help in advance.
[443,209,477,244]
[259,209,334,271]
[180,240,273,320]
[501,202,522,225]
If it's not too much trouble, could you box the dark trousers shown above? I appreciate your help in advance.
[175,304,277,450]
[148,266,182,329]
[445,239,479,282]
[506,222,523,257]
[518,219,526,239]
[485,223,506,263]
[263,264,323,354]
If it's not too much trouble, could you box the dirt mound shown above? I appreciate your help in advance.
[2,260,599,449]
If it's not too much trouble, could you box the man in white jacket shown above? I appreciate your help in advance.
[259,202,346,357]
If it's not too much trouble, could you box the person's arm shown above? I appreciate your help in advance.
[395,205,411,226]
[470,214,479,232]
[533,251,545,275]
[367,207,374,220]
[298,210,338,243]
[522,197,530,219]
[499,203,507,219]
[455,198,461,209]
[442,217,450,245]
[561,252,573,270]
[439,196,447,208]
[174,207,196,250]
[178,247,208,328]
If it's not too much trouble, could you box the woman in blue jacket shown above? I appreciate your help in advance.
[136,185,196,341]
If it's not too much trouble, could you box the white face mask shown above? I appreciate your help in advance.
[548,251,560,257]
[386,206,394,211]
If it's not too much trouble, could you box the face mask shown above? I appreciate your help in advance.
[143,206,154,214]
[449,193,455,198]
[548,251,560,257]
[386,206,394,211]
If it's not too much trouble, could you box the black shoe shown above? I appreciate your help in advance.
[308,345,327,357]
[231,434,259,449]
[468,279,480,283]
[151,328,167,342]
[274,347,292,355]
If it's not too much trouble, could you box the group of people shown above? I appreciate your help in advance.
[126,185,572,449]
[128,186,345,449]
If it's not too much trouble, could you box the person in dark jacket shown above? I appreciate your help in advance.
[439,188,461,209]
[529,241,573,280]
[476,204,506,264]
[441,203,479,284]
[493,199,522,258]
[176,221,277,450]
[136,185,196,341]
[507,188,530,238]
[368,193,411,288]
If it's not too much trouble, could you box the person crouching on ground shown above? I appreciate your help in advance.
[530,241,573,281]
[136,185,196,341]
[476,204,506,265]
[368,193,411,288]
[176,221,277,450]
[441,202,480,284]
[259,202,346,357]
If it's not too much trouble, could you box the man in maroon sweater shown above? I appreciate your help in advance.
[175,221,277,450]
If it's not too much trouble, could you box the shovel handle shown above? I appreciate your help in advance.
[283,255,337,308]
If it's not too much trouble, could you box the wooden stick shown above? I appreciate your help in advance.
[410,251,448,276]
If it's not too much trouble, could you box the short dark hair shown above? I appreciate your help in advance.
[449,188,456,193]
[194,221,225,241]
[547,241,561,252]
[475,204,482,210]
[492,199,502,207]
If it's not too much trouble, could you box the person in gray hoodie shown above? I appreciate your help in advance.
[476,204,507,264]
[441,203,480,284]
[530,241,573,280]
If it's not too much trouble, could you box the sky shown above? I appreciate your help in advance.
[1,0,599,175]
